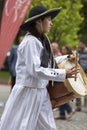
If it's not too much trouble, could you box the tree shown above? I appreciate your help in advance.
[0,0,83,47]
[78,0,87,40]
[31,0,83,46]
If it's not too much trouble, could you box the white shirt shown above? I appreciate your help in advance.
[15,35,68,88]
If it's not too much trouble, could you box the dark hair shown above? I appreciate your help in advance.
[27,17,46,34]
[64,44,73,54]
[27,22,36,33]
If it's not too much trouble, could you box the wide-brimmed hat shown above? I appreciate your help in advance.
[20,5,61,31]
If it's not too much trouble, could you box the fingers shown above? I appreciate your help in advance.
[71,65,79,70]
[66,66,80,78]
[71,66,80,73]
[71,66,76,70]
[71,68,79,75]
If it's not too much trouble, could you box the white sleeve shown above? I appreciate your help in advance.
[55,55,68,64]
[25,38,66,82]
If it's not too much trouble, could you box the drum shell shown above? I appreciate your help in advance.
[47,81,75,109]
[47,60,87,109]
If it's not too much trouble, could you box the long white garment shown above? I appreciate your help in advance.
[0,35,68,130]
[0,86,57,130]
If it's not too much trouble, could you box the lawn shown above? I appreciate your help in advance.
[0,71,10,80]
[0,71,10,84]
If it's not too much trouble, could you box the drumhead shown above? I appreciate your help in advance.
[61,60,87,97]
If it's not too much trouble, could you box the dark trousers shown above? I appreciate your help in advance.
[76,96,87,108]
[11,76,16,90]
[59,103,72,116]
[84,96,87,107]
[76,98,81,109]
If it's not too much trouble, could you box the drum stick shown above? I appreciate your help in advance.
[75,47,78,81]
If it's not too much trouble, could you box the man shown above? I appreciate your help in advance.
[76,40,87,111]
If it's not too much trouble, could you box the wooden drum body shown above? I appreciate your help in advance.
[48,60,87,109]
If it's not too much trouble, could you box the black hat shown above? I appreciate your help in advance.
[20,5,61,31]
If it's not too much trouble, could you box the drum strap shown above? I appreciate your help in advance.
[46,36,58,86]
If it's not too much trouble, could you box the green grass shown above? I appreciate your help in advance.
[0,71,10,79]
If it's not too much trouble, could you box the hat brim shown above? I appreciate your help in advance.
[20,7,62,31]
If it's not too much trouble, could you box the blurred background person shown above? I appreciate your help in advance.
[61,44,73,55]
[78,40,87,75]
[54,44,75,120]
[76,40,87,111]
[8,36,24,90]
[51,42,61,57]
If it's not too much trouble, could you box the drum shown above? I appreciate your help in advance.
[47,60,87,109]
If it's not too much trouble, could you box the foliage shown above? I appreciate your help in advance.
[31,0,83,47]
[0,0,83,47]
[0,71,10,80]
[78,0,87,40]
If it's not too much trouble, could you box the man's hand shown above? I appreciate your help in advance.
[68,54,76,62]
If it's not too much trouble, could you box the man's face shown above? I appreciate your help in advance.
[79,42,86,50]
